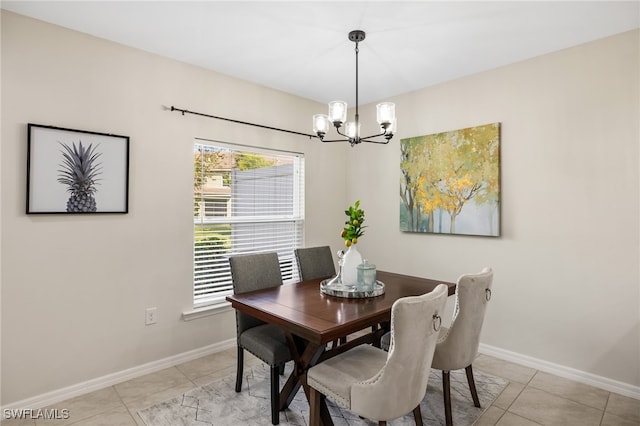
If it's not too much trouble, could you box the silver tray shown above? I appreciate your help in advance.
[320,278,385,299]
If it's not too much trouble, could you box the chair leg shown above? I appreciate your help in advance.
[465,365,481,408]
[235,346,244,392]
[378,422,387,426]
[442,370,453,426]
[270,365,280,425]
[413,405,423,426]
[279,363,285,375]
[309,386,323,426]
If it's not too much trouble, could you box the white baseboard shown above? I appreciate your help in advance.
[1,338,236,411]
[479,343,640,400]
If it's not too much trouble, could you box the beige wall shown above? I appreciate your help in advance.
[1,10,638,406]
[0,11,348,405]
[350,30,639,388]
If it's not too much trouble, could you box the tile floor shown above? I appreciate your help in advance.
[2,349,638,426]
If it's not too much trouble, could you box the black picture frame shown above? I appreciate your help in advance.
[26,124,130,214]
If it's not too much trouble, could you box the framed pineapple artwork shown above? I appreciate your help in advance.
[26,124,130,214]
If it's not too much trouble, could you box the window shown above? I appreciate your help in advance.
[193,140,305,308]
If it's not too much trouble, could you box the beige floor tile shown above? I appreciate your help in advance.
[12,346,625,426]
[113,367,191,403]
[206,351,271,380]
[190,351,289,387]
[130,412,147,426]
[508,387,603,426]
[0,417,36,425]
[474,354,537,385]
[244,351,262,365]
[496,412,543,426]
[126,383,200,426]
[601,411,640,426]
[175,348,236,380]
[35,387,124,426]
[245,354,263,368]
[59,406,137,426]
[605,393,640,424]
[122,381,197,415]
[493,381,526,410]
[475,405,506,426]
[191,364,237,387]
[527,371,609,410]
[217,346,237,357]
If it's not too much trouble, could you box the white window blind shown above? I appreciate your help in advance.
[193,140,305,308]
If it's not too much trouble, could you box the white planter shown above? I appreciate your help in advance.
[341,244,363,286]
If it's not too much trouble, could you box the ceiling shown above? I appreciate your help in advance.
[2,1,639,106]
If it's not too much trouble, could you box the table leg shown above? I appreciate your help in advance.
[279,334,323,407]
[280,333,334,425]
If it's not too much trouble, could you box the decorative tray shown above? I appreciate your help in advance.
[320,278,385,299]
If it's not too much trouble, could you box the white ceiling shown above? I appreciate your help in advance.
[3,1,639,106]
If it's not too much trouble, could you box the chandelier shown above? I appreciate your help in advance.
[312,30,396,147]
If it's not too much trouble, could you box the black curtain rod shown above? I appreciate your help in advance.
[170,106,315,139]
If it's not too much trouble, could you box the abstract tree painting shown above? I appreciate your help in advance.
[400,123,500,236]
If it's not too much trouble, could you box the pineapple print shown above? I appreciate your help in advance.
[57,141,103,212]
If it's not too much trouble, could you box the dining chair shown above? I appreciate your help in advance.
[307,284,449,426]
[378,268,493,425]
[430,267,493,426]
[229,252,293,425]
[294,245,336,280]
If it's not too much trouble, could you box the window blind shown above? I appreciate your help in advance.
[193,141,305,308]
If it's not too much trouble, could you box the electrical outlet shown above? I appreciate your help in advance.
[145,307,157,325]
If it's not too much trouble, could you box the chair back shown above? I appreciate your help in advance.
[229,252,283,335]
[432,267,493,371]
[350,284,448,421]
[295,246,336,280]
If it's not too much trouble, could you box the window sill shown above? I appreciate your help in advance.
[182,302,233,321]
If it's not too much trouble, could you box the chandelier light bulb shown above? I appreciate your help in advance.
[313,114,330,137]
[376,102,396,125]
[328,101,348,125]
[345,121,359,139]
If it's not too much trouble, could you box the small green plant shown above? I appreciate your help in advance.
[341,200,365,247]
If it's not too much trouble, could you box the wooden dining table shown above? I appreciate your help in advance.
[226,270,455,425]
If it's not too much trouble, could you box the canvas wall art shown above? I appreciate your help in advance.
[400,123,500,236]
[27,124,130,214]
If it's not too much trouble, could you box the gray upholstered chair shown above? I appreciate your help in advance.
[229,252,293,425]
[295,246,336,280]
[432,267,493,426]
[307,284,449,426]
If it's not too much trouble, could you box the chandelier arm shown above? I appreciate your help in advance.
[360,130,389,140]
[333,125,354,142]
[360,137,391,145]
[318,138,354,143]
